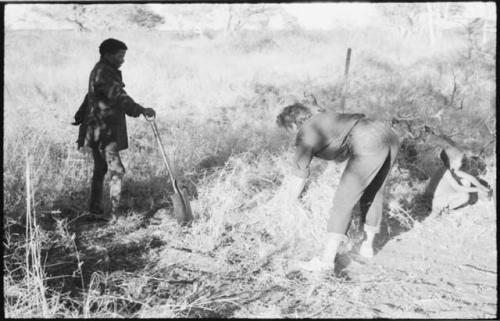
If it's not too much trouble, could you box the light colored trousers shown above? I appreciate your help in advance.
[293,117,400,235]
[327,119,399,234]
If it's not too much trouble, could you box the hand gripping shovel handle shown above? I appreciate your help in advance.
[145,115,177,191]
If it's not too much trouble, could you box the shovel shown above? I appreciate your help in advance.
[146,115,193,225]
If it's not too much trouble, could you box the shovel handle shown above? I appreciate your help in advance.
[145,116,177,190]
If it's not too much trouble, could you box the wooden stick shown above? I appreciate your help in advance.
[340,48,352,112]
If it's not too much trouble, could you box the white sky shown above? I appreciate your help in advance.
[4,2,497,30]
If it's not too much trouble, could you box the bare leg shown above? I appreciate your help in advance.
[103,142,125,216]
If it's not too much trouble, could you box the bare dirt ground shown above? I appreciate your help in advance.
[336,200,497,318]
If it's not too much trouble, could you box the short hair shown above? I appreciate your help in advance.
[99,38,128,56]
[276,103,312,130]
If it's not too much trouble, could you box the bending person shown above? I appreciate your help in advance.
[276,104,400,271]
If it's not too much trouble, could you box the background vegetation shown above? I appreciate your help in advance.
[3,3,496,318]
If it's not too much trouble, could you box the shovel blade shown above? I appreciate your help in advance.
[172,187,194,226]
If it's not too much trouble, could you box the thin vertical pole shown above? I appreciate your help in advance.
[340,48,352,112]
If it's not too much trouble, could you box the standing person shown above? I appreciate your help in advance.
[72,38,156,220]
[276,104,400,271]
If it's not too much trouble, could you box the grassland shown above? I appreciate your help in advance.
[3,26,496,317]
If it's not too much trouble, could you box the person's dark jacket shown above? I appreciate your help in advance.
[73,58,145,150]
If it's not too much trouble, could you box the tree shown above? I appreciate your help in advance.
[224,4,282,35]
[154,4,294,38]
[127,6,165,30]
[378,3,474,47]
[378,3,426,38]
[426,3,436,46]
[33,4,165,31]
[66,5,90,32]
[162,4,219,38]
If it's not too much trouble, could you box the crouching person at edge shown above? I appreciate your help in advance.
[72,38,156,221]
[276,104,400,272]
[425,146,492,214]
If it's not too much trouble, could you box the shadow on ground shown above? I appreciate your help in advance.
[39,179,172,298]
[374,193,433,252]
